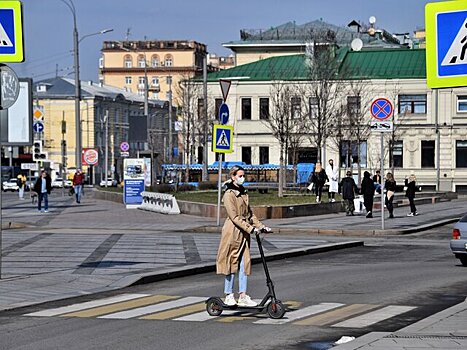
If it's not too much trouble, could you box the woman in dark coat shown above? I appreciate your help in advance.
[385,172,397,219]
[311,162,328,204]
[360,171,375,218]
[405,174,418,216]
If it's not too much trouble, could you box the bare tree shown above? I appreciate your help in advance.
[262,80,300,197]
[175,76,203,181]
[303,42,346,163]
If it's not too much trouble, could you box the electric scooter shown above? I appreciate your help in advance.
[206,229,286,319]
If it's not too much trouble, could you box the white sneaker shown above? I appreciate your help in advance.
[224,293,236,306]
[407,212,414,217]
[237,294,257,307]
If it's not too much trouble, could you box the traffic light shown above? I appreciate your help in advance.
[33,141,46,161]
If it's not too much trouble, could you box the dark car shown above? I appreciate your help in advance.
[450,214,467,266]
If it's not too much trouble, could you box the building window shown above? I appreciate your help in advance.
[124,55,132,68]
[291,97,301,119]
[421,140,435,168]
[309,97,319,118]
[164,55,173,67]
[197,98,204,119]
[347,96,361,116]
[259,98,269,120]
[214,98,223,120]
[138,55,146,68]
[125,76,132,85]
[151,76,159,86]
[241,98,251,120]
[151,55,160,67]
[259,146,269,164]
[242,146,252,164]
[456,140,467,167]
[457,96,467,112]
[340,141,367,168]
[390,140,403,168]
[399,94,427,114]
[152,92,159,100]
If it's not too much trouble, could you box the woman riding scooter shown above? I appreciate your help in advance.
[216,165,271,307]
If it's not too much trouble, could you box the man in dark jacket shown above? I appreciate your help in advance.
[33,170,52,212]
[361,171,375,218]
[340,171,358,216]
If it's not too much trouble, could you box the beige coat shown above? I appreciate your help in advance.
[216,187,264,276]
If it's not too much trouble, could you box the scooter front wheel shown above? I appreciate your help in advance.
[206,298,223,316]
[267,301,286,319]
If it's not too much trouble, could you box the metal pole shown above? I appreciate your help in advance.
[167,76,173,164]
[202,56,208,181]
[216,153,222,226]
[61,111,65,197]
[72,5,81,169]
[0,159,2,278]
[105,110,109,188]
[380,132,385,230]
[434,88,440,191]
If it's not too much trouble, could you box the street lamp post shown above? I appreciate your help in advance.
[61,0,113,169]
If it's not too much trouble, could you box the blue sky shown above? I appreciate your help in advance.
[12,0,443,82]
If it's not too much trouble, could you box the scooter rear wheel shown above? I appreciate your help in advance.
[267,301,286,319]
[206,298,223,316]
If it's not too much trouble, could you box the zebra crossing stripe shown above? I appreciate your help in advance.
[255,302,344,325]
[174,309,239,322]
[140,302,205,320]
[294,304,379,326]
[24,294,149,317]
[60,295,178,318]
[332,305,416,328]
[99,296,206,319]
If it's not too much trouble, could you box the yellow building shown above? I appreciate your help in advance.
[34,77,166,183]
[99,40,208,104]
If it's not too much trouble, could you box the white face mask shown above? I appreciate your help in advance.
[235,176,245,186]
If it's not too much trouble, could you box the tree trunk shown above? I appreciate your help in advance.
[278,143,284,197]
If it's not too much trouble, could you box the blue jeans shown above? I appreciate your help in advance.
[224,254,247,294]
[74,185,83,202]
[38,192,48,211]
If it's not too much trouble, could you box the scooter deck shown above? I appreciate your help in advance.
[208,297,268,311]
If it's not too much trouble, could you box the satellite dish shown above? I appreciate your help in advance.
[351,38,363,51]
[369,16,376,25]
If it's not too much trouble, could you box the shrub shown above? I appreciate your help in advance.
[198,181,218,190]
[177,184,196,192]
[154,184,175,193]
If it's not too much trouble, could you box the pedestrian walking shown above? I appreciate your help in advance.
[311,162,328,203]
[373,170,382,194]
[340,170,358,216]
[385,172,396,219]
[33,170,52,213]
[216,165,270,307]
[17,172,27,200]
[361,171,375,218]
[325,159,339,202]
[405,174,418,216]
[72,169,85,203]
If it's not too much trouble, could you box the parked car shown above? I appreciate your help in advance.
[51,177,72,188]
[99,178,118,187]
[450,214,467,266]
[2,179,19,192]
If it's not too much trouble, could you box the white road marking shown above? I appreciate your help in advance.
[99,296,205,319]
[24,294,149,317]
[332,305,416,328]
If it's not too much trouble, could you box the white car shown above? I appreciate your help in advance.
[52,177,73,188]
[100,178,118,187]
[2,179,19,192]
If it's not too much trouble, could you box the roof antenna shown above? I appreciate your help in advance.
[125,28,131,41]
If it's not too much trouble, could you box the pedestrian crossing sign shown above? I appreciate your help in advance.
[0,1,24,62]
[212,124,233,153]
[426,1,467,88]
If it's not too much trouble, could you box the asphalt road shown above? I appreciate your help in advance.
[1,224,466,350]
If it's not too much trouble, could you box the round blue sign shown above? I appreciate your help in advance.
[33,122,44,133]
[370,98,393,120]
[218,103,229,125]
